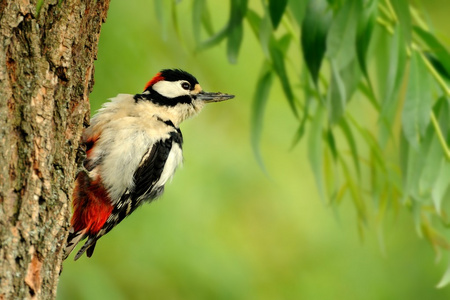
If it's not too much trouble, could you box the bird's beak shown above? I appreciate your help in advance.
[196,91,235,103]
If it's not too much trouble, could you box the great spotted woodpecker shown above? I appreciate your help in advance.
[64,69,234,260]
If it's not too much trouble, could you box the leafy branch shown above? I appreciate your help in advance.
[158,0,450,286]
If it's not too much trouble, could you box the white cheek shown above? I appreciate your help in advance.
[152,80,189,98]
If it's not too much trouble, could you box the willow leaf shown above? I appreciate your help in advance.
[327,60,347,125]
[199,0,247,50]
[269,0,288,29]
[391,0,412,45]
[155,0,171,40]
[227,22,243,64]
[339,118,361,176]
[292,67,314,146]
[414,26,450,79]
[246,9,261,36]
[328,59,361,125]
[418,126,443,201]
[251,64,274,171]
[259,11,273,59]
[402,51,432,148]
[432,160,450,215]
[356,0,377,78]
[437,260,450,289]
[308,105,327,201]
[269,35,297,117]
[378,26,407,146]
[301,0,332,84]
[339,154,366,221]
[326,0,361,69]
[288,0,307,27]
[193,0,204,43]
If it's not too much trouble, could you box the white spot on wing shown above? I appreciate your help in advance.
[155,143,183,188]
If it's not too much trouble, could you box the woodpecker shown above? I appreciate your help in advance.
[64,69,234,260]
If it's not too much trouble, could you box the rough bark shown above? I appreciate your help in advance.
[0,0,109,299]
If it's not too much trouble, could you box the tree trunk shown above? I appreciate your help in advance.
[0,0,109,298]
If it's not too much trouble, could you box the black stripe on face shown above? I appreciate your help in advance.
[134,91,192,107]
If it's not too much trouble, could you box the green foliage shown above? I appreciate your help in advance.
[301,0,331,85]
[163,0,450,285]
[251,62,273,171]
[268,0,287,29]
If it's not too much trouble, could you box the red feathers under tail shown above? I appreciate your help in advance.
[64,171,113,260]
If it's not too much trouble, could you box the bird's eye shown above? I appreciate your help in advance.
[181,82,191,90]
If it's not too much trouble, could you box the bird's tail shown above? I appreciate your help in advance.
[63,227,86,260]
[73,236,98,260]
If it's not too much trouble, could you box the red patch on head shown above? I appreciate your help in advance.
[71,172,113,235]
[143,72,164,91]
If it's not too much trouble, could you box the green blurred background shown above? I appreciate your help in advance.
[58,1,450,299]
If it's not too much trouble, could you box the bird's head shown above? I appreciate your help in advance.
[141,69,234,118]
